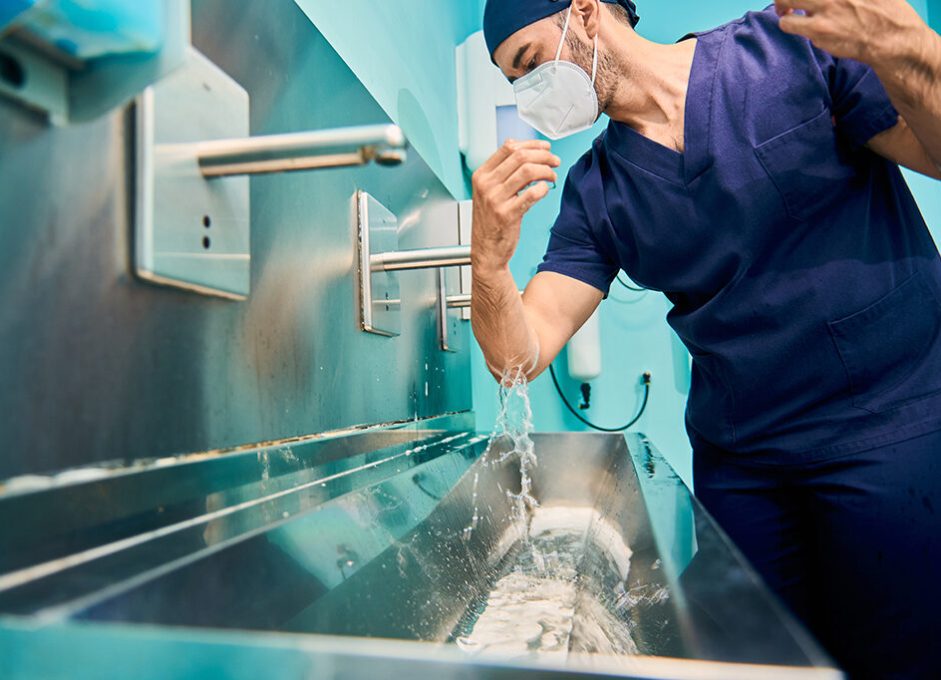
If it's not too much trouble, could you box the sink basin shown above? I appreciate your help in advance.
[0,414,841,678]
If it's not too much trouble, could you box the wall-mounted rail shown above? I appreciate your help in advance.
[197,124,407,178]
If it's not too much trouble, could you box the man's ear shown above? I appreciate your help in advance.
[571,0,603,40]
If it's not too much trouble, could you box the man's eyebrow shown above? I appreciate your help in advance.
[512,43,532,71]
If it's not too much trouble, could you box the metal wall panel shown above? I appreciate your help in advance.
[0,0,472,479]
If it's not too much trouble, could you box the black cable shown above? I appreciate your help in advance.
[616,275,647,293]
[548,364,651,432]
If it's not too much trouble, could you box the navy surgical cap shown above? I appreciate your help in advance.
[484,0,639,59]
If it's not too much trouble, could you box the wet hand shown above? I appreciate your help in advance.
[471,140,561,274]
[775,0,926,64]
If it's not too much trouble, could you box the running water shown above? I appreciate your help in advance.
[464,367,539,543]
[453,507,642,659]
[455,369,654,660]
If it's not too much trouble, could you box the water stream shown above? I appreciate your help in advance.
[454,370,644,660]
[464,367,539,543]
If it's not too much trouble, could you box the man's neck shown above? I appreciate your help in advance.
[604,35,698,148]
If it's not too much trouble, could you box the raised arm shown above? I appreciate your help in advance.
[776,0,941,179]
[471,140,602,383]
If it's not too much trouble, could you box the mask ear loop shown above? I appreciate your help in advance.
[557,4,599,86]
[555,5,573,62]
[590,35,598,84]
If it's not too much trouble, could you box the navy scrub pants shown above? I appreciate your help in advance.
[694,428,941,679]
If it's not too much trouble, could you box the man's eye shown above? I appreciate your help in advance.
[527,57,537,71]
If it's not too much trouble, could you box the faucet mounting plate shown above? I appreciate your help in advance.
[357,191,401,336]
[135,48,251,299]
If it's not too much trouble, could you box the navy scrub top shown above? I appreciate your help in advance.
[538,6,941,463]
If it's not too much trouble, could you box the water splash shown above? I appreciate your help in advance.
[465,368,539,542]
[453,507,640,660]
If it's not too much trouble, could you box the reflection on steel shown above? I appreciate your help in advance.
[198,124,407,177]
[0,426,841,679]
[370,245,471,272]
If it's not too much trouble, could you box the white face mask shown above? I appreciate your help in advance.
[512,5,600,141]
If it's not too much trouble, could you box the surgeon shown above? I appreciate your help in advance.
[472,0,941,676]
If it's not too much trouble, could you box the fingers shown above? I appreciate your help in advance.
[493,147,561,183]
[477,139,552,175]
[774,0,821,15]
[492,148,559,189]
[513,181,551,215]
[501,162,558,199]
[778,11,816,35]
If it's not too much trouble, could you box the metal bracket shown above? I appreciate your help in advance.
[357,191,401,336]
[135,48,251,299]
[357,191,473,339]
[457,200,473,321]
[0,38,69,122]
[0,0,189,124]
[437,269,463,353]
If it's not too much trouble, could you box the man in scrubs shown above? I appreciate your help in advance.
[472,0,941,676]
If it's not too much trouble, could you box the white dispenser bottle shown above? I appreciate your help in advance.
[567,308,602,383]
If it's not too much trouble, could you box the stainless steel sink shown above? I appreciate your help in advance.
[0,414,841,678]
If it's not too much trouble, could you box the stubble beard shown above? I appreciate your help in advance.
[564,31,623,115]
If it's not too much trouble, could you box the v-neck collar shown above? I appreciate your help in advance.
[604,27,725,186]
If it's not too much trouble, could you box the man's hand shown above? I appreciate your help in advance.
[776,0,941,180]
[774,0,926,65]
[471,139,561,276]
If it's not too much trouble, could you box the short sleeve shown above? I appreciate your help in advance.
[812,48,899,148]
[535,152,619,297]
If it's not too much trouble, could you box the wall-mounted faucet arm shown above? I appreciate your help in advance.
[198,124,407,178]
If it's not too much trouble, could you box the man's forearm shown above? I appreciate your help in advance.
[471,265,540,382]
[467,137,559,381]
[870,16,941,166]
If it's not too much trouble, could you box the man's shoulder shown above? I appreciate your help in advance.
[698,5,780,39]
[702,4,811,57]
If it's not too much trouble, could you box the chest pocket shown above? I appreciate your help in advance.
[754,108,857,222]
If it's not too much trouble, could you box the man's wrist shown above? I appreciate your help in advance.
[470,253,511,279]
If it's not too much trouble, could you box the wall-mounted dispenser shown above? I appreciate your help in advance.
[137,51,407,300]
[357,190,470,349]
[567,308,602,383]
[0,0,189,124]
[456,31,537,173]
